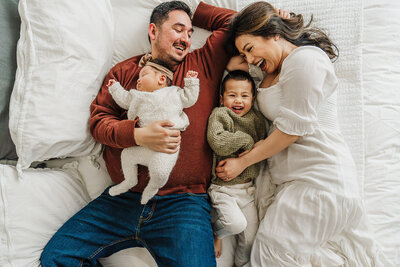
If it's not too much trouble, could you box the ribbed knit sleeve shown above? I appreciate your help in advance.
[207,108,254,157]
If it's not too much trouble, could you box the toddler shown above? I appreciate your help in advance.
[207,70,267,266]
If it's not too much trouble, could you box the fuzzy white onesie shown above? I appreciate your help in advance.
[107,77,199,204]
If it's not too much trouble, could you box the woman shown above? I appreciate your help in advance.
[219,2,373,266]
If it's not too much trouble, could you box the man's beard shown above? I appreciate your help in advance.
[154,41,187,67]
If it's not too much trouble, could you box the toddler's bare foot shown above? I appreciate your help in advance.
[214,238,222,258]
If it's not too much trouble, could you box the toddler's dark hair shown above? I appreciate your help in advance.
[220,70,256,97]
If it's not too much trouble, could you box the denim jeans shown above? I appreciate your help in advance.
[40,186,216,267]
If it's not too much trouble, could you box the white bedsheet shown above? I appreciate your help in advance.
[1,0,399,266]
[363,0,400,265]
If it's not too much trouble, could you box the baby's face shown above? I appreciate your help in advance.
[137,66,164,92]
[221,79,254,117]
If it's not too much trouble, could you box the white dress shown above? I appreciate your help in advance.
[250,47,371,266]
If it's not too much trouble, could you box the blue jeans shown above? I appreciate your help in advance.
[41,186,216,267]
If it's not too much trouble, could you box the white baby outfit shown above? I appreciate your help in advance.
[250,46,366,266]
[107,77,199,204]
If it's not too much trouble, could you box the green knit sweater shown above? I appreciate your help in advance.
[207,107,267,186]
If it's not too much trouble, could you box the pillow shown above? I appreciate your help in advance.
[9,0,114,171]
[111,0,238,65]
[44,155,114,200]
[0,0,19,160]
[0,162,90,266]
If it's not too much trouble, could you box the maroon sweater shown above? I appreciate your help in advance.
[89,2,235,196]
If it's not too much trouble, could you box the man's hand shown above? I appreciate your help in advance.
[134,120,181,153]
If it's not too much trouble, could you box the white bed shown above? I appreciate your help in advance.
[0,0,399,266]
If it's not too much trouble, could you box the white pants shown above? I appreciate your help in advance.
[208,182,258,267]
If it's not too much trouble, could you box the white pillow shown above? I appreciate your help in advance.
[9,0,114,171]
[41,155,114,200]
[111,0,238,65]
[0,163,90,267]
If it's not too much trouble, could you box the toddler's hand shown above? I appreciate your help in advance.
[186,70,198,78]
[106,79,116,87]
[227,55,249,72]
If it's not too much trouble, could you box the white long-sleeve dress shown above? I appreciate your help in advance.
[250,46,387,266]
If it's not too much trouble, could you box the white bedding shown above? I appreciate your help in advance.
[362,0,400,265]
[0,0,399,266]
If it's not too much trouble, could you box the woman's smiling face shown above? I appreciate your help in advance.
[235,34,282,74]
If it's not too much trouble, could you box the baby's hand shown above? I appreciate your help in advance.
[106,79,116,87]
[186,70,198,78]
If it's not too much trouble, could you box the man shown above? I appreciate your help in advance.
[40,1,235,266]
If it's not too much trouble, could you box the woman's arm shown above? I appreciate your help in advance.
[216,128,298,180]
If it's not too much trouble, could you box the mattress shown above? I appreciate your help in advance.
[0,0,399,266]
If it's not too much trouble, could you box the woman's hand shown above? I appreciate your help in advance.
[134,120,181,153]
[216,157,248,182]
[277,8,291,19]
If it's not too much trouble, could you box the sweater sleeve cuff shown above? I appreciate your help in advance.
[115,118,138,147]
[184,77,200,86]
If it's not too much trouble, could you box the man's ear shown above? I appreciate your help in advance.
[148,23,157,41]
[219,95,224,106]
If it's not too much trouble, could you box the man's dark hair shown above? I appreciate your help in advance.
[220,70,256,97]
[150,1,192,26]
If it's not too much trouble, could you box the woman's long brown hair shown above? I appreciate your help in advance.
[225,1,338,61]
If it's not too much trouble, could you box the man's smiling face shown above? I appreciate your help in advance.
[150,10,193,67]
